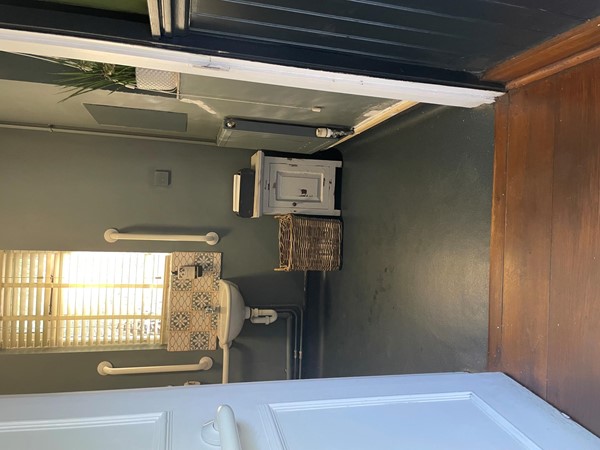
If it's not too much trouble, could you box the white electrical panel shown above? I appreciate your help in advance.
[250,151,341,217]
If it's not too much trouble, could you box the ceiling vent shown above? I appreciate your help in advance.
[217,118,351,153]
[84,104,188,132]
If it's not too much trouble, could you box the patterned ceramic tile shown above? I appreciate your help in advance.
[194,253,221,275]
[190,332,210,351]
[167,252,222,352]
[192,292,212,311]
[170,311,190,331]
[172,278,192,291]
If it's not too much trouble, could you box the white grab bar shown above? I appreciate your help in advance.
[97,356,213,376]
[104,228,219,245]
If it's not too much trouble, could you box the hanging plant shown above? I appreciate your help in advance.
[21,55,178,101]
[25,56,136,101]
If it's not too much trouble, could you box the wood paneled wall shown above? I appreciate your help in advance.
[490,56,600,435]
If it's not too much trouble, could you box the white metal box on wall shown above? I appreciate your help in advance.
[251,151,341,217]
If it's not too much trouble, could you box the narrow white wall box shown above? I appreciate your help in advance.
[251,151,341,217]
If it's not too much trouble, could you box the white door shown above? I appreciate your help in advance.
[0,372,597,450]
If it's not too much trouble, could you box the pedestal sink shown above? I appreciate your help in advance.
[217,280,248,384]
[216,279,278,384]
[217,280,248,347]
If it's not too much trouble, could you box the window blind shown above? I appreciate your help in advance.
[0,251,169,350]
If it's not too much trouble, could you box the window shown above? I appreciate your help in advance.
[0,251,170,350]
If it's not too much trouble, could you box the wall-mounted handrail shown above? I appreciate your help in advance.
[97,356,213,376]
[104,228,219,245]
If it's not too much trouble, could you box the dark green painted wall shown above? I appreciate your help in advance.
[319,105,494,377]
[0,52,72,85]
[0,128,303,393]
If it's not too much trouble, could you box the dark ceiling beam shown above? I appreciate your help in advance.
[0,3,503,91]
[167,32,503,90]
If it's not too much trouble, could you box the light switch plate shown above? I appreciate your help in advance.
[154,170,171,187]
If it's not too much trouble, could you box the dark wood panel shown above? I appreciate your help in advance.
[491,55,600,437]
[499,80,556,397]
[505,46,600,90]
[547,57,600,435]
[488,95,509,371]
[484,16,600,84]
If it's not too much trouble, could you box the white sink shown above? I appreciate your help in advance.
[217,280,247,349]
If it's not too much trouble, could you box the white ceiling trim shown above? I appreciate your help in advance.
[0,28,503,108]
[334,100,419,147]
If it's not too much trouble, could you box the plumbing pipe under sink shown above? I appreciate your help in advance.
[217,280,305,383]
[248,308,278,325]
[221,342,231,385]
[219,307,278,384]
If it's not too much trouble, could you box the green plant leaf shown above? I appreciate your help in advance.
[25,55,138,101]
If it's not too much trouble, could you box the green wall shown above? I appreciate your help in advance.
[318,104,494,377]
[0,127,303,393]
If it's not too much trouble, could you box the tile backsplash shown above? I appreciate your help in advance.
[167,252,221,351]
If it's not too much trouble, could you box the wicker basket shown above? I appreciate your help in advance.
[276,214,342,271]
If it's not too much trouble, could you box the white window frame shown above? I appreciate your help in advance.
[0,251,171,351]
